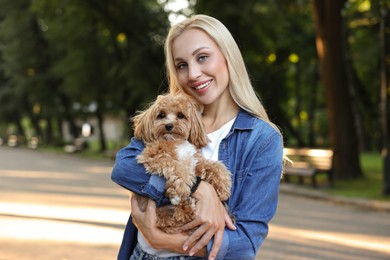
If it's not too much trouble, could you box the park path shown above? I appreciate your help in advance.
[0,146,389,259]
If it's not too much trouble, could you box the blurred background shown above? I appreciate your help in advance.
[0,0,389,197]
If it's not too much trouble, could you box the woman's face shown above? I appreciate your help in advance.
[171,28,230,106]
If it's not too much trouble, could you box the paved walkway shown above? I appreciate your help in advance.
[0,146,389,259]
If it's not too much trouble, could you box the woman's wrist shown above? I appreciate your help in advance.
[145,230,187,251]
[190,177,202,195]
[191,181,211,200]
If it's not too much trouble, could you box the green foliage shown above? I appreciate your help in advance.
[286,152,387,199]
[194,0,384,151]
[343,0,383,151]
[0,0,170,147]
[31,0,169,112]
[195,0,327,147]
[329,152,386,200]
[0,0,385,155]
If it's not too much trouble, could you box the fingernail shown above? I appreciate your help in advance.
[189,251,194,256]
[183,245,188,251]
[209,257,215,260]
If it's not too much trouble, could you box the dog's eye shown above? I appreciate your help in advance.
[157,113,166,119]
[177,112,186,119]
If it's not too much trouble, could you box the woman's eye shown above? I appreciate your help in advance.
[157,113,166,119]
[177,63,187,70]
[177,112,185,119]
[198,55,208,62]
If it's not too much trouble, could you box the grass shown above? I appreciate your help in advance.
[283,152,389,201]
[327,152,389,201]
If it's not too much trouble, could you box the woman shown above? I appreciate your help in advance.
[112,14,283,260]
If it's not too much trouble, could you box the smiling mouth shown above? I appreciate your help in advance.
[194,80,212,90]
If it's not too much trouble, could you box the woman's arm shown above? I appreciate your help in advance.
[217,132,283,259]
[111,138,169,206]
[182,132,283,260]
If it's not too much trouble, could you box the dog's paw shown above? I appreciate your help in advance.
[171,195,181,205]
[216,187,231,201]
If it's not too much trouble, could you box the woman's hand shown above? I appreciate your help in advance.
[179,182,236,260]
[131,194,166,249]
[130,194,207,256]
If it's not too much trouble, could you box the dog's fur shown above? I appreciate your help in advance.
[133,93,232,233]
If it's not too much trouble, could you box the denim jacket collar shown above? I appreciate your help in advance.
[231,109,257,131]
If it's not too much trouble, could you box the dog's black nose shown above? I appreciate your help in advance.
[165,123,173,131]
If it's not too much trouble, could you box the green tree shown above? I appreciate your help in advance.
[32,0,170,150]
[0,0,57,143]
[194,0,324,146]
[311,0,362,179]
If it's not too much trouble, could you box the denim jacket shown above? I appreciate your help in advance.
[111,109,283,260]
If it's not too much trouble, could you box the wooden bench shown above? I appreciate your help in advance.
[63,138,87,153]
[283,148,334,188]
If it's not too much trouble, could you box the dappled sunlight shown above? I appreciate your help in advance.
[0,202,129,245]
[1,169,85,180]
[0,202,129,225]
[315,37,324,59]
[0,147,131,258]
[269,225,390,255]
[0,216,122,245]
[84,166,115,174]
[0,167,128,203]
[1,167,114,178]
[0,190,129,210]
[5,182,119,195]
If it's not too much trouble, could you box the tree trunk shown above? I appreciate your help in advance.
[311,0,362,179]
[59,94,79,139]
[96,104,107,152]
[342,16,365,152]
[15,113,25,138]
[45,117,53,145]
[380,0,390,195]
[308,68,319,147]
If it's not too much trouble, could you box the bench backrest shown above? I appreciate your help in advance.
[284,148,333,171]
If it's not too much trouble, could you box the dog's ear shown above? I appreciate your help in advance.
[132,107,155,143]
[188,99,209,148]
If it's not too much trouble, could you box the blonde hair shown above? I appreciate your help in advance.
[164,14,280,132]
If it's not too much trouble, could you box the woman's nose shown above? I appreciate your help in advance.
[188,64,201,80]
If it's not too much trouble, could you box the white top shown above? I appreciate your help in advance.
[201,117,236,161]
[137,117,236,257]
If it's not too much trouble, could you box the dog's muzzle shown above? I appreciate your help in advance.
[165,123,173,131]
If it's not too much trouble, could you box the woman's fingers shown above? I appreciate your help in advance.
[181,181,233,257]
[182,221,210,251]
[180,218,202,233]
[207,229,224,260]
[130,194,157,228]
[187,227,217,257]
[131,194,154,214]
[225,211,237,230]
[130,194,140,215]
[146,197,157,211]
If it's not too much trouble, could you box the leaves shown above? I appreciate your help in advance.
[0,0,385,153]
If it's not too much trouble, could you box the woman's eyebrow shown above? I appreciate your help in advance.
[174,46,210,62]
[192,46,210,56]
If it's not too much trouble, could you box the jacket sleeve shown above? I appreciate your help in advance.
[208,132,283,259]
[111,137,169,207]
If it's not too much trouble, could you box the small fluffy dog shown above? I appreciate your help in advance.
[133,93,232,233]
